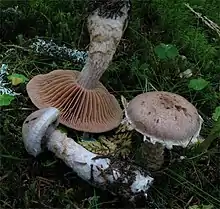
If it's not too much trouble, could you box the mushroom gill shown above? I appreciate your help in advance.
[27,70,122,132]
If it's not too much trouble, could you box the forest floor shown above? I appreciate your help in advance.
[0,0,220,208]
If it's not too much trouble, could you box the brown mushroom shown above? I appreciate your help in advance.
[123,91,203,171]
[26,0,131,133]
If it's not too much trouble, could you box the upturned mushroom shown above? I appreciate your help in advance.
[26,0,131,133]
[22,107,154,201]
[121,91,203,171]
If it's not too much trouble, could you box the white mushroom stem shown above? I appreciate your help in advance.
[77,2,129,89]
[46,129,154,197]
[22,108,154,201]
[47,130,112,184]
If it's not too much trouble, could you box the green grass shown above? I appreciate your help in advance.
[0,0,220,208]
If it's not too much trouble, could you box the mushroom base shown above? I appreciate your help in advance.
[46,130,154,200]
[135,141,165,171]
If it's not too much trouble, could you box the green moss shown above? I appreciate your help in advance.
[150,0,219,66]
[0,0,88,46]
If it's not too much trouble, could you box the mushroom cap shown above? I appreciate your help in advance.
[125,91,203,149]
[26,70,123,133]
[22,107,60,157]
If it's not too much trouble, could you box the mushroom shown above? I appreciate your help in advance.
[22,107,60,157]
[121,91,203,171]
[26,0,131,133]
[22,107,154,201]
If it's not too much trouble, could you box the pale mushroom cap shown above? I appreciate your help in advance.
[26,70,123,133]
[22,107,60,157]
[125,91,203,148]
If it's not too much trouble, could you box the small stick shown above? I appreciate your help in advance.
[184,3,220,37]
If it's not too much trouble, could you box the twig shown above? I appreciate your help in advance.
[184,3,220,37]
[1,107,36,112]
[96,198,119,207]
[0,171,12,182]
[184,196,194,209]
[3,44,30,52]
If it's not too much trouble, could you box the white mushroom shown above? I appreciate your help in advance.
[22,107,154,201]
[121,91,203,171]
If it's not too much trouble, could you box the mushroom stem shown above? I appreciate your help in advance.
[22,107,154,201]
[45,130,154,199]
[77,2,129,89]
[77,51,114,89]
[136,141,165,171]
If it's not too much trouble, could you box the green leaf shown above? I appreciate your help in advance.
[139,63,149,71]
[154,43,179,60]
[188,78,209,91]
[7,73,29,86]
[0,94,15,106]
[212,106,220,121]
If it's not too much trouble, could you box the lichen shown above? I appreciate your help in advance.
[30,38,88,63]
[0,64,20,96]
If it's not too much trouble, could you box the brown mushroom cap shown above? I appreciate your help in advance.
[125,91,202,148]
[26,69,123,133]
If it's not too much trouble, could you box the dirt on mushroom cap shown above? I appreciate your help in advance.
[126,91,202,146]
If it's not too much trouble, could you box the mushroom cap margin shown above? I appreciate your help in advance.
[22,107,60,157]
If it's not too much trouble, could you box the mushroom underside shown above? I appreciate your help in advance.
[27,69,123,133]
